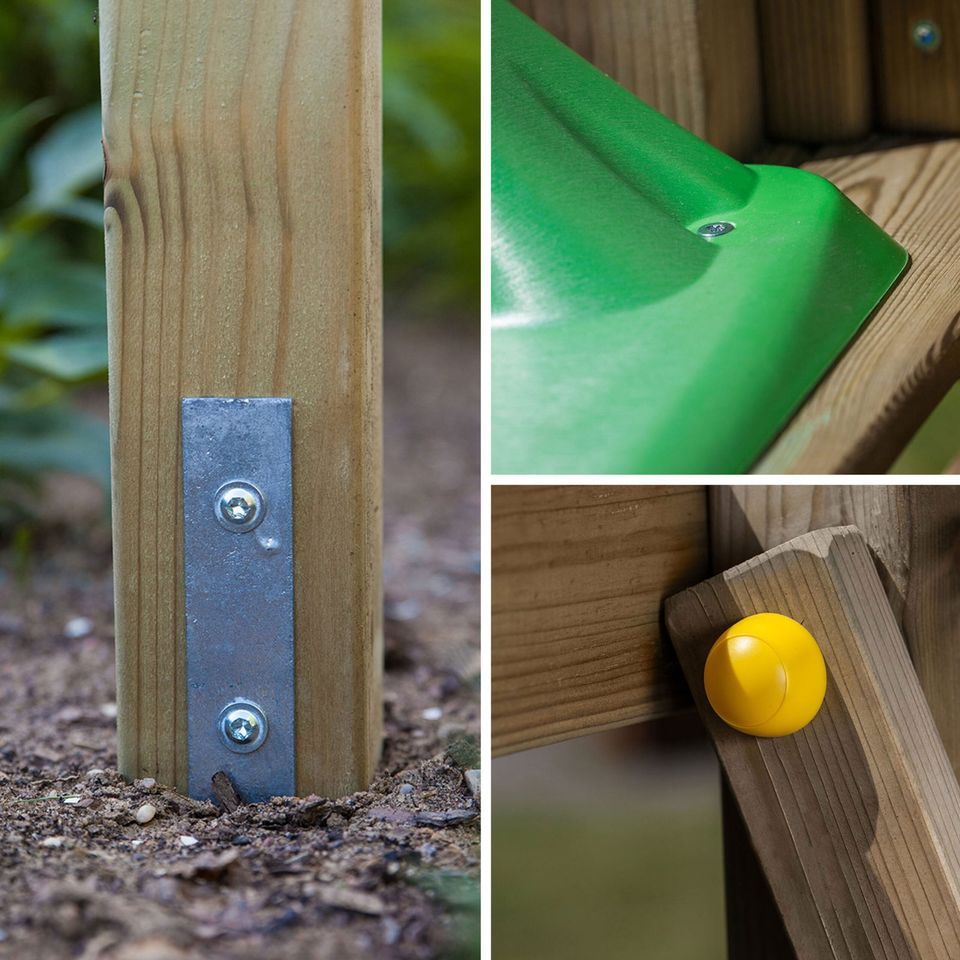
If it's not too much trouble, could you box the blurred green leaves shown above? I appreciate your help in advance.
[26,104,104,223]
[384,0,480,313]
[0,99,109,520]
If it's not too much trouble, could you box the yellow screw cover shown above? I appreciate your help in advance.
[703,613,827,737]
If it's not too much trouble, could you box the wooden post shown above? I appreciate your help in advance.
[512,0,763,159]
[668,527,960,959]
[710,485,960,957]
[875,0,960,133]
[100,0,382,797]
[757,0,872,142]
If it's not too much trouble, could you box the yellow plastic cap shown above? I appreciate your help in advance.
[703,613,826,737]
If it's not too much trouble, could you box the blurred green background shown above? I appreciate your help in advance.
[0,0,478,534]
[493,731,725,960]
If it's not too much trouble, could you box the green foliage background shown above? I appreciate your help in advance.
[0,0,478,526]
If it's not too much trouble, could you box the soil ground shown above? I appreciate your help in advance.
[0,320,480,960]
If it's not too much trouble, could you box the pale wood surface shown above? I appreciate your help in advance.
[491,485,708,756]
[712,485,960,958]
[512,0,762,158]
[667,527,960,960]
[758,0,872,142]
[757,139,960,473]
[876,0,960,133]
[101,0,382,796]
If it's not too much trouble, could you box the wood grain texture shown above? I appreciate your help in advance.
[721,779,797,960]
[511,0,762,158]
[667,527,960,960]
[756,139,960,473]
[875,0,960,133]
[758,0,872,142]
[100,0,382,796]
[712,485,960,775]
[491,485,708,756]
[712,485,960,959]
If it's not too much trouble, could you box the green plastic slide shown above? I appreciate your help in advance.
[491,0,908,474]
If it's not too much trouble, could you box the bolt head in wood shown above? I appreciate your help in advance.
[704,613,826,737]
[215,481,265,532]
[912,20,942,53]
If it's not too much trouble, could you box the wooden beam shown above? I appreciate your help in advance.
[756,139,960,473]
[757,0,872,142]
[711,485,960,958]
[512,0,763,159]
[101,0,382,796]
[491,485,708,756]
[875,0,960,134]
[667,527,960,959]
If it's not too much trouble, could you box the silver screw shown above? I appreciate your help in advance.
[225,709,259,743]
[214,481,265,532]
[218,700,268,752]
[912,19,942,52]
[697,221,735,239]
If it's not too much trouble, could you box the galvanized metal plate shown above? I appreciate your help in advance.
[182,398,295,802]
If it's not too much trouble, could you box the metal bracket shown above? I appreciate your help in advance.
[182,397,295,802]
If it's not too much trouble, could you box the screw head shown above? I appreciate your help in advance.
[225,709,259,743]
[697,221,735,239]
[218,700,268,753]
[912,19,942,52]
[214,481,265,532]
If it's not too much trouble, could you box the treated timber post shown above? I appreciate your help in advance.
[711,486,960,958]
[668,527,960,959]
[100,0,382,797]
[758,0,872,142]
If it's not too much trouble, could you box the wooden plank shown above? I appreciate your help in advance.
[756,139,960,473]
[712,485,960,774]
[101,0,382,796]
[875,0,960,133]
[667,527,960,959]
[712,485,960,958]
[512,0,762,158]
[491,485,708,756]
[758,0,872,142]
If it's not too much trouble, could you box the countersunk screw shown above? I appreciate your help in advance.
[912,19,942,52]
[218,700,268,753]
[697,221,735,239]
[214,481,265,532]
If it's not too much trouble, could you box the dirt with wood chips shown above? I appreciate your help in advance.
[0,322,480,960]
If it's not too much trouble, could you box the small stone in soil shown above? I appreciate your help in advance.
[136,803,157,825]
[399,783,414,796]
[179,835,199,847]
[86,768,105,777]
[464,769,480,801]
[99,702,118,719]
[63,616,94,639]
[421,707,442,721]
[136,777,157,790]
[40,837,64,848]
[231,835,252,846]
